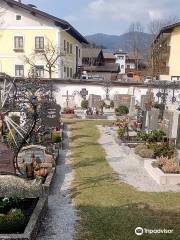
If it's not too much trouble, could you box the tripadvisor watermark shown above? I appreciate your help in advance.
[135,227,173,236]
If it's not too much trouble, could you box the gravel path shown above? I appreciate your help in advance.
[36,126,77,240]
[98,125,180,192]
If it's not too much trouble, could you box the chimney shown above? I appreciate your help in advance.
[18,0,21,2]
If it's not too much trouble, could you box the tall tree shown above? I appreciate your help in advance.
[149,16,179,39]
[128,22,145,71]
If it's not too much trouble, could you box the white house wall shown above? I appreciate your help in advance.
[0,2,57,29]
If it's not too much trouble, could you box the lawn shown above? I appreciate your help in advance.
[67,120,180,240]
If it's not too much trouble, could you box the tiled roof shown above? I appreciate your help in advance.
[3,0,88,44]
[154,22,180,43]
[82,48,102,58]
[103,52,116,59]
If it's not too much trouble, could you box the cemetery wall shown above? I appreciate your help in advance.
[54,83,180,111]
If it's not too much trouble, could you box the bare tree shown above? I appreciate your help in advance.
[128,22,145,71]
[25,38,65,78]
[149,16,179,39]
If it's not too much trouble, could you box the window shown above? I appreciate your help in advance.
[35,65,44,77]
[16,15,21,20]
[15,65,24,77]
[35,37,44,50]
[127,64,130,69]
[64,66,66,72]
[64,40,66,51]
[70,68,73,78]
[67,67,69,78]
[14,36,23,49]
[67,42,69,54]
[119,56,124,60]
[70,44,73,54]
[121,65,124,69]
[79,49,81,58]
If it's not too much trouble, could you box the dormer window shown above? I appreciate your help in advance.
[16,15,21,20]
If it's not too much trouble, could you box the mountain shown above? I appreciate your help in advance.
[86,32,153,57]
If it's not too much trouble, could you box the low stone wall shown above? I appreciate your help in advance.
[61,114,76,119]
[43,167,56,194]
[86,115,107,120]
[0,197,48,240]
[144,160,180,185]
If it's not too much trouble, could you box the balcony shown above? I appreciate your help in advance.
[159,66,169,75]
[161,46,171,60]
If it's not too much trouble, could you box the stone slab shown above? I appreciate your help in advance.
[144,160,180,185]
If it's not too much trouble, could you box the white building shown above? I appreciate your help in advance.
[114,50,127,74]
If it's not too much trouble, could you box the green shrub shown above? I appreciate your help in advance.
[0,208,25,233]
[115,105,129,116]
[137,130,166,143]
[134,144,148,155]
[134,144,154,158]
[137,132,148,142]
[138,148,154,159]
[150,143,175,158]
[117,128,125,139]
[52,132,61,143]
[0,198,11,214]
[81,100,89,109]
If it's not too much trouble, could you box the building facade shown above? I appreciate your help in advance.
[82,48,119,80]
[152,23,180,81]
[0,0,88,79]
[114,50,127,74]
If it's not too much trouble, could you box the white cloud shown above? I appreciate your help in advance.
[148,10,163,20]
[86,0,178,23]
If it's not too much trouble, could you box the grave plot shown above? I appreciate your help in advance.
[0,75,62,239]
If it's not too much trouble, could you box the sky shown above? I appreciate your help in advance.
[23,0,179,35]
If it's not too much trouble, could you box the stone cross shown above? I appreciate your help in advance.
[62,90,73,108]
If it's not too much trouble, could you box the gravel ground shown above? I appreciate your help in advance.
[36,126,77,240]
[98,125,180,192]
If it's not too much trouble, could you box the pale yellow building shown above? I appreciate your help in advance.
[0,0,88,78]
[152,23,180,81]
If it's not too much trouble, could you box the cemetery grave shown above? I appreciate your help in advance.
[0,75,62,238]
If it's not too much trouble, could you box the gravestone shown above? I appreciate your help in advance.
[141,92,155,111]
[80,88,88,100]
[113,94,133,110]
[129,96,136,115]
[161,110,174,138]
[162,110,180,140]
[0,143,15,174]
[137,108,147,130]
[147,108,160,131]
[175,114,180,148]
[42,102,61,128]
[88,94,102,109]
